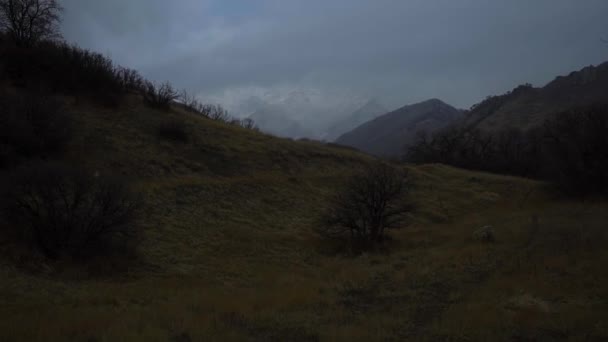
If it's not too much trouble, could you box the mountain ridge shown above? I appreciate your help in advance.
[462,61,608,131]
[335,98,462,156]
[324,99,388,141]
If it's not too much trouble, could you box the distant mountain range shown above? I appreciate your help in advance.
[237,88,368,139]
[248,98,388,140]
[323,99,387,141]
[335,99,462,157]
[334,61,608,157]
[247,105,312,138]
[248,61,608,154]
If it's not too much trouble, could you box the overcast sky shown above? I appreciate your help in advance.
[60,0,608,117]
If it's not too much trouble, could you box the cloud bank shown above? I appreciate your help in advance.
[60,0,608,122]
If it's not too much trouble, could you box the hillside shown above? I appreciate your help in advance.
[335,99,461,157]
[324,99,387,141]
[2,93,607,341]
[463,61,608,131]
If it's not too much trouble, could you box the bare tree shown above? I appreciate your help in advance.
[240,118,258,130]
[179,90,198,112]
[1,161,140,259]
[0,0,63,47]
[179,89,210,115]
[320,162,411,250]
[116,67,145,93]
[542,105,608,195]
[143,81,179,109]
[200,104,230,122]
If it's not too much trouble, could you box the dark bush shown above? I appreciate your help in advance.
[143,81,179,109]
[406,105,608,196]
[116,66,145,93]
[406,126,542,177]
[0,91,71,168]
[157,120,189,143]
[1,41,128,104]
[0,161,140,259]
[198,104,230,122]
[0,37,225,112]
[178,91,238,124]
[319,162,411,251]
[543,105,608,196]
[179,90,206,114]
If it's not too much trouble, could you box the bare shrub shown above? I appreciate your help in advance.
[179,90,205,114]
[116,67,144,93]
[0,161,140,259]
[239,118,258,131]
[179,91,259,131]
[178,91,236,124]
[143,81,179,109]
[543,105,608,196]
[319,162,411,251]
[202,104,230,122]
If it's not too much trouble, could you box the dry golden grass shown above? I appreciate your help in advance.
[1,97,607,341]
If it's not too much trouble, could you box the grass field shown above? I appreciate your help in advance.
[1,97,607,341]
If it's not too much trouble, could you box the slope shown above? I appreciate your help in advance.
[324,99,387,142]
[335,99,461,157]
[463,61,608,131]
[1,95,607,341]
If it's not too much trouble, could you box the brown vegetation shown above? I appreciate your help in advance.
[319,162,411,251]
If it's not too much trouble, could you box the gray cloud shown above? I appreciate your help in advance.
[60,0,608,119]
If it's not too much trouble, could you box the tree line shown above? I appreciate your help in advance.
[406,105,608,196]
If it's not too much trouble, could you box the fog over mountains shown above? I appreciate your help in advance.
[247,95,389,140]
[60,0,608,130]
[324,99,388,141]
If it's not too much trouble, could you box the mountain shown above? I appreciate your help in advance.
[230,88,367,139]
[463,61,608,131]
[248,105,312,138]
[324,99,388,141]
[335,99,462,156]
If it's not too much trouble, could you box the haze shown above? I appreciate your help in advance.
[60,0,608,122]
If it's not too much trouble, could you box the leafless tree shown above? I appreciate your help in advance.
[1,161,140,259]
[143,81,179,109]
[179,90,210,116]
[319,162,411,250]
[0,0,63,47]
[240,118,258,130]
[200,104,230,122]
[116,67,144,93]
[179,90,197,111]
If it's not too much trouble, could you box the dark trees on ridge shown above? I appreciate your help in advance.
[0,0,63,47]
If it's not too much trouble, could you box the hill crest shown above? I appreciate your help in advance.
[335,98,461,156]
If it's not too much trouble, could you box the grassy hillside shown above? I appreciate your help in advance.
[1,96,608,341]
[463,62,608,132]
